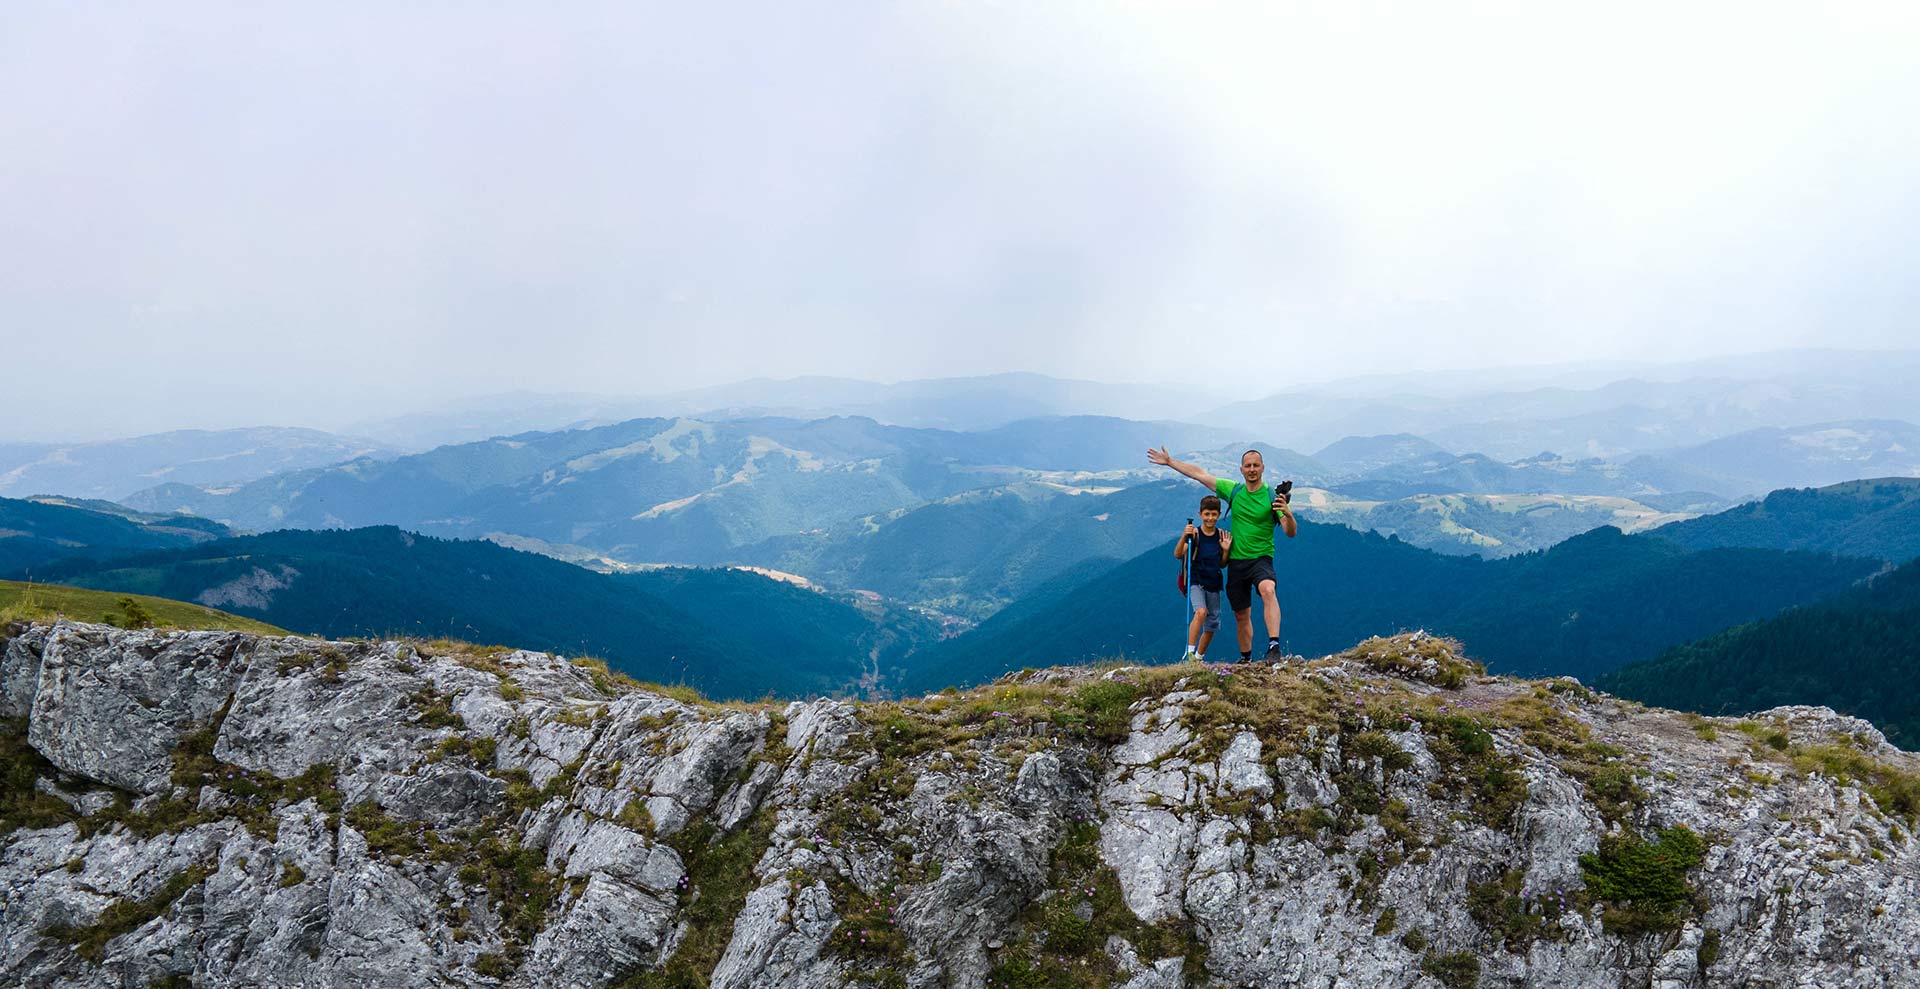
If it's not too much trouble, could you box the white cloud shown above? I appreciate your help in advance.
[1,1,1917,438]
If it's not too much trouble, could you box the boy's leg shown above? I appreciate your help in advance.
[1197,591,1219,655]
[1185,586,1205,656]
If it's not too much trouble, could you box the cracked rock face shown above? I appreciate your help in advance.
[2,621,1918,989]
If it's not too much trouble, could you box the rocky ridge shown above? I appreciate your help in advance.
[2,621,1917,988]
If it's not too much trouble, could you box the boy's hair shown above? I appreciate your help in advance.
[1199,495,1222,513]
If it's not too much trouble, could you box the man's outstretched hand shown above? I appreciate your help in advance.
[1147,446,1173,467]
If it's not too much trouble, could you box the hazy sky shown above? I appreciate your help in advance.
[4,2,1918,439]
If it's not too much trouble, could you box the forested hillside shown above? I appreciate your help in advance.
[906,523,1881,691]
[20,527,939,700]
[0,496,230,574]
[1646,477,1920,562]
[1598,558,1920,746]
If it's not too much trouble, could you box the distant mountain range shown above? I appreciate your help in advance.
[1599,557,1920,746]
[323,348,1920,459]
[1626,421,1920,501]
[0,427,395,501]
[1309,433,1446,475]
[119,415,1237,558]
[1209,350,1920,459]
[1317,422,1918,502]
[345,373,1216,449]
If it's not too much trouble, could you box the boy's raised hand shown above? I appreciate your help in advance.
[1220,531,1233,552]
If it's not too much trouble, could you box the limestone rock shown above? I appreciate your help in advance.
[3,623,1918,989]
[28,624,250,792]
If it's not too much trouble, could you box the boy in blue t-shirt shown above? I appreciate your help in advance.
[1175,495,1232,660]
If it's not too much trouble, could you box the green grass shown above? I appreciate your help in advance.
[983,820,1207,989]
[0,580,284,634]
[42,864,213,961]
[617,810,777,988]
[2,716,84,834]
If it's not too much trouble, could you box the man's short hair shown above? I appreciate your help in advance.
[1199,495,1222,513]
[1241,448,1263,463]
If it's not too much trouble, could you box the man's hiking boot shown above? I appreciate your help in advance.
[1264,644,1285,663]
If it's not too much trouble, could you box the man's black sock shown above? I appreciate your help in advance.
[1240,650,1251,662]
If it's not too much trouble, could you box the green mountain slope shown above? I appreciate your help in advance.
[1597,559,1920,746]
[1644,477,1920,562]
[0,579,284,634]
[905,524,1881,692]
[20,527,939,700]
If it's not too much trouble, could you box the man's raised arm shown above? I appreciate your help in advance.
[1147,446,1218,490]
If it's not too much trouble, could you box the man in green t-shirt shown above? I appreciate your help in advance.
[1147,446,1298,662]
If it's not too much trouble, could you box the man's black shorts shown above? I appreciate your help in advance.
[1225,556,1276,612]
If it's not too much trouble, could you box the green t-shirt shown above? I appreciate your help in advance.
[1214,478,1281,560]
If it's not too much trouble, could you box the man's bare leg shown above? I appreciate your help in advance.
[1258,580,1282,659]
[1235,607,1253,660]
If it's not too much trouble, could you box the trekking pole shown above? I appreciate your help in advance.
[1183,518,1194,659]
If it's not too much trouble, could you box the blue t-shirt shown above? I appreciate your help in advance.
[1189,528,1225,591]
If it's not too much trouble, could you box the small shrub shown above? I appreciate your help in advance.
[105,597,157,629]
[1584,764,1646,821]
[409,689,464,730]
[1696,927,1722,970]
[1420,950,1480,989]
[344,802,426,859]
[1348,730,1414,771]
[1578,825,1707,935]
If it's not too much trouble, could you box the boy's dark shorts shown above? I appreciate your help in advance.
[1225,556,1277,612]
